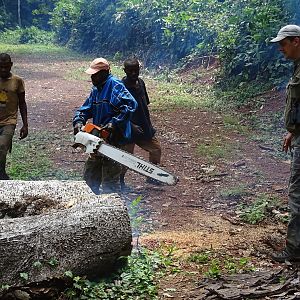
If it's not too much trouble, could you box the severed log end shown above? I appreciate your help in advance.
[0,180,132,289]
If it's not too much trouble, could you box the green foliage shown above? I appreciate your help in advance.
[238,194,281,224]
[48,257,59,268]
[224,257,254,274]
[20,26,54,44]
[222,115,249,134]
[0,284,10,292]
[64,247,175,299]
[188,250,211,264]
[128,196,143,235]
[1,0,299,91]
[0,27,54,45]
[0,0,56,30]
[210,80,274,111]
[19,272,29,281]
[205,259,221,279]
[187,249,255,278]
[33,261,43,269]
[50,0,84,44]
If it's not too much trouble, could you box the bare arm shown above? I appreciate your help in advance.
[18,92,28,139]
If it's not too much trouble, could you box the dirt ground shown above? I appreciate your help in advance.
[13,55,296,299]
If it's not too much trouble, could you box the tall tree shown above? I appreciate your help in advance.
[18,0,21,26]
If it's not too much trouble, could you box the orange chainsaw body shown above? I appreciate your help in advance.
[82,123,110,140]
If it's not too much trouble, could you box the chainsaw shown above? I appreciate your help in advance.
[73,123,178,185]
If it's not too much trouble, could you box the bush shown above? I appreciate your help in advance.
[0,27,54,45]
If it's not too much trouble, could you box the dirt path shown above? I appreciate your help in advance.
[15,55,292,298]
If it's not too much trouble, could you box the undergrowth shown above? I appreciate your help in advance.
[187,249,255,279]
[64,246,175,300]
[237,194,284,224]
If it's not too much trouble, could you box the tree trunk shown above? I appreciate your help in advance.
[0,180,132,289]
[17,0,21,27]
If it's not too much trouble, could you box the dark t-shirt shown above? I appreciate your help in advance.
[122,77,155,140]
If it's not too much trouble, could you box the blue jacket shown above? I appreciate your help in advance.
[73,75,137,143]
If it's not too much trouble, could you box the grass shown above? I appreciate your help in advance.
[220,184,250,200]
[7,135,52,180]
[0,43,84,61]
[196,137,233,162]
[146,75,214,110]
[222,114,249,135]
[7,132,81,180]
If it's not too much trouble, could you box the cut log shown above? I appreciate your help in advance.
[0,180,132,289]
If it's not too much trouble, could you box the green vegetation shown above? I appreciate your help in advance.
[188,250,211,264]
[222,115,249,134]
[1,0,299,93]
[0,43,82,61]
[220,185,250,200]
[7,133,80,181]
[237,194,282,224]
[7,135,52,180]
[64,247,175,299]
[187,249,255,279]
[0,0,298,112]
[0,27,54,45]
[197,137,233,162]
[19,272,29,281]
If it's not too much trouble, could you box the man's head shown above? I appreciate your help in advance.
[0,53,12,79]
[270,25,300,60]
[124,58,140,82]
[85,57,110,87]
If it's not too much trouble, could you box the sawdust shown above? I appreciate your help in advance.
[141,212,282,257]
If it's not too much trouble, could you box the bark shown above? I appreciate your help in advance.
[0,180,132,289]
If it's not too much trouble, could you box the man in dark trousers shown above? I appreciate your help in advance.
[120,57,162,189]
[73,57,137,194]
[0,53,28,180]
[270,25,300,262]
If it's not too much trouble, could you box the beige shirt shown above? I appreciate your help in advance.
[0,74,25,125]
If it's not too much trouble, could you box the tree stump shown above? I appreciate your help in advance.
[0,180,132,290]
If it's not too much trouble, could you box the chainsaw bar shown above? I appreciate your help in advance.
[73,131,178,185]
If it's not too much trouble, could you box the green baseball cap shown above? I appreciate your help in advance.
[270,24,300,43]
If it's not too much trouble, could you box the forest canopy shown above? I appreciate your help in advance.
[1,0,300,85]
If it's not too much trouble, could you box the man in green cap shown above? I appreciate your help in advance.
[270,24,300,262]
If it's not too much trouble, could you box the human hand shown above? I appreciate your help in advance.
[282,132,292,153]
[74,122,83,135]
[131,123,144,137]
[105,122,115,135]
[19,125,28,139]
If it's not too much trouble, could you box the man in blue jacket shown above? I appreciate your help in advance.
[73,57,137,194]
